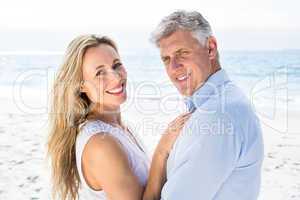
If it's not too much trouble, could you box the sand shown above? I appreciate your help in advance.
[0,95,299,200]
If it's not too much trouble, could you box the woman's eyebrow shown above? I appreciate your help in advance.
[95,59,120,70]
[95,65,105,70]
[112,58,120,64]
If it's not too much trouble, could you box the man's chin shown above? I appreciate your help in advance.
[174,81,194,96]
[177,87,193,97]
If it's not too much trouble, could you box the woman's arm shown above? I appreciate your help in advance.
[143,112,192,200]
[142,146,168,200]
[82,134,144,200]
[81,112,191,200]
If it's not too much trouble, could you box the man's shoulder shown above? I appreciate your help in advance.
[192,82,258,137]
[223,82,253,115]
[198,81,253,118]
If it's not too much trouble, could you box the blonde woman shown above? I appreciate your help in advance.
[47,35,191,200]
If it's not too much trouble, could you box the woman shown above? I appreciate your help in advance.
[47,34,191,200]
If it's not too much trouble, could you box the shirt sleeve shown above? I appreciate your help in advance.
[160,111,243,200]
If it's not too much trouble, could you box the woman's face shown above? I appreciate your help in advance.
[81,44,127,111]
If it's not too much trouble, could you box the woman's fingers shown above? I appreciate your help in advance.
[167,112,192,134]
[173,112,192,123]
[173,113,192,126]
[176,112,192,119]
[172,113,191,125]
[159,112,194,155]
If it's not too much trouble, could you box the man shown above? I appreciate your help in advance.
[151,10,264,200]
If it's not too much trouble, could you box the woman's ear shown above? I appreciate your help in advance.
[207,36,218,60]
[79,80,86,93]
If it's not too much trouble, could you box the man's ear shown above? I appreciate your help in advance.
[207,36,218,60]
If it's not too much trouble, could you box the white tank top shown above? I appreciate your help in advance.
[75,120,150,199]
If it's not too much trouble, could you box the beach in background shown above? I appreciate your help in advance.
[0,49,299,199]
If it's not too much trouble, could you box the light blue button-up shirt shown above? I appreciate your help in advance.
[161,69,264,200]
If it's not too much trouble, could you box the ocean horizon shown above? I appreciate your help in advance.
[1,48,299,113]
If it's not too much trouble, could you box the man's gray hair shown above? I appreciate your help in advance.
[151,10,213,47]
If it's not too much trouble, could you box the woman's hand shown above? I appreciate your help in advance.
[156,112,192,158]
[143,112,193,200]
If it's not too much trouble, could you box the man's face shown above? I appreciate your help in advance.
[159,30,214,96]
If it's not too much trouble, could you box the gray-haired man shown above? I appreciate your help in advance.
[151,10,264,200]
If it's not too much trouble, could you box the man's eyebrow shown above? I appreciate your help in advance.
[160,48,185,59]
[175,48,185,54]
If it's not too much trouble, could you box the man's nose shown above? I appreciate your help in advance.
[170,57,182,69]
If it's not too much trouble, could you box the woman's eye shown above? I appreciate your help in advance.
[96,70,105,76]
[112,62,122,70]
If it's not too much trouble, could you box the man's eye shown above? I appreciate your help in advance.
[162,57,170,65]
[180,51,189,57]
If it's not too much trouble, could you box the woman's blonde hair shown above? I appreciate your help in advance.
[47,34,118,200]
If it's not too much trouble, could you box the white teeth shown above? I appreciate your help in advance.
[108,86,123,94]
[177,75,188,81]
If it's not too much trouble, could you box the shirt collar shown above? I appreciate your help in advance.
[184,68,231,112]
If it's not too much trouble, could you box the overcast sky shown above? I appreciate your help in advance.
[0,0,299,52]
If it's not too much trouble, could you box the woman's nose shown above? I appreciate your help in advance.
[107,69,122,80]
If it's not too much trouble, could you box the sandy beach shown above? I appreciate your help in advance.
[0,92,299,200]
